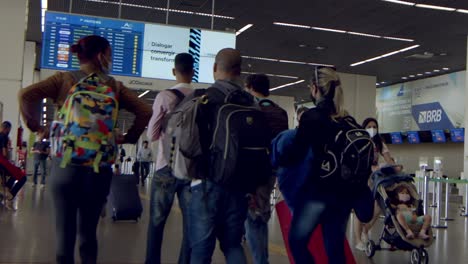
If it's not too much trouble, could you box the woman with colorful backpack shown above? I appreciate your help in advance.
[19,35,152,264]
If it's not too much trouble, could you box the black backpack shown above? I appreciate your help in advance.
[209,89,272,193]
[318,116,374,186]
[258,99,289,140]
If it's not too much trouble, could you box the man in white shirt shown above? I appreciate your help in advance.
[145,53,194,264]
[137,140,152,186]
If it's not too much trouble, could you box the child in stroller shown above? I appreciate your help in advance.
[392,185,432,240]
[366,167,433,264]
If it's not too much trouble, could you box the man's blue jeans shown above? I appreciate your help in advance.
[245,213,269,264]
[189,180,248,264]
[33,159,47,184]
[145,166,191,264]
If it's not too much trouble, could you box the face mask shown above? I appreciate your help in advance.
[398,193,410,202]
[366,128,377,138]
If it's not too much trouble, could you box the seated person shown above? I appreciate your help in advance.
[392,186,431,240]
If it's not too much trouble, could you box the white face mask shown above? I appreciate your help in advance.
[398,193,411,202]
[366,128,377,138]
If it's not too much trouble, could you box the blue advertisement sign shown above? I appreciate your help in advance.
[411,102,454,131]
[450,128,464,142]
[431,130,447,143]
[407,131,420,144]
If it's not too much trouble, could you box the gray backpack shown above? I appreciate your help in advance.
[161,89,207,180]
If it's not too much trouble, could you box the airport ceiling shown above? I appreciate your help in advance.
[27,0,468,102]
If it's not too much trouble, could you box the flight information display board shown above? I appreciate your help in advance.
[41,11,236,83]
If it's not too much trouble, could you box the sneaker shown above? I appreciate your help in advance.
[361,232,369,244]
[40,184,45,189]
[355,241,366,251]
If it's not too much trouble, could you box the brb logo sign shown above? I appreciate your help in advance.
[412,102,454,130]
[418,109,442,124]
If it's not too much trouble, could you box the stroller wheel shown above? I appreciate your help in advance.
[420,249,429,264]
[365,240,376,258]
[411,249,420,264]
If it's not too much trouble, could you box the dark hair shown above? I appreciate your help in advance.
[245,74,270,97]
[362,117,384,154]
[1,121,11,129]
[174,53,194,75]
[70,35,110,64]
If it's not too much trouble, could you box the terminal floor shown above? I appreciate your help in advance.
[1,180,468,264]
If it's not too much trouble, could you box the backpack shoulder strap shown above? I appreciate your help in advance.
[168,89,186,103]
[258,99,277,107]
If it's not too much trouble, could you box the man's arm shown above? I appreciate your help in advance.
[147,91,173,142]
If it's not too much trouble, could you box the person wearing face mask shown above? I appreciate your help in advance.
[354,117,396,251]
[19,35,152,264]
[392,186,431,240]
[278,67,374,264]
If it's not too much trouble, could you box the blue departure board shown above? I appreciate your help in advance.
[42,12,144,77]
[41,11,236,83]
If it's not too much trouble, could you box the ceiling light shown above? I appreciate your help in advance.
[348,31,381,38]
[382,0,415,6]
[425,72,431,74]
[43,106,47,112]
[443,67,450,70]
[242,55,334,67]
[270,80,305,91]
[236,24,253,36]
[456,9,468,14]
[402,77,408,79]
[382,36,414,42]
[273,22,311,29]
[43,114,47,119]
[381,82,387,84]
[409,75,415,77]
[42,99,47,103]
[299,44,308,48]
[417,73,423,76]
[433,69,440,72]
[315,46,327,50]
[350,44,420,67]
[376,83,380,86]
[415,4,455,11]
[41,0,48,9]
[86,0,234,19]
[241,71,299,79]
[138,90,150,98]
[311,26,346,33]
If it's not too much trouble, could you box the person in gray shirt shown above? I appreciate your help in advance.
[137,140,152,187]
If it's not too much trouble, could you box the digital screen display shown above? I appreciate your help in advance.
[407,131,420,144]
[41,11,236,83]
[450,128,464,142]
[390,132,403,144]
[431,130,446,143]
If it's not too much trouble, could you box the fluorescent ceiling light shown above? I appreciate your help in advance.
[443,67,450,70]
[351,44,419,67]
[348,31,381,38]
[41,0,48,9]
[383,36,414,42]
[86,0,234,19]
[311,27,346,33]
[409,75,415,77]
[274,21,413,42]
[236,24,253,36]
[417,73,423,76]
[43,106,47,112]
[42,99,47,103]
[138,90,150,98]
[242,55,334,67]
[241,71,299,79]
[273,22,311,29]
[433,69,440,72]
[425,72,431,74]
[402,77,408,79]
[270,80,305,91]
[456,9,468,14]
[382,0,415,6]
[415,4,455,11]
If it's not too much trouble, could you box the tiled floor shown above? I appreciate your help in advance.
[1,179,468,263]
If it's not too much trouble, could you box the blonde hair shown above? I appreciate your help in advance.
[316,67,348,119]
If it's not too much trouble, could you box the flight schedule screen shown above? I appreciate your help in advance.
[41,11,236,83]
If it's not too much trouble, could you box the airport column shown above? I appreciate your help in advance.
[0,0,29,161]
[464,36,468,179]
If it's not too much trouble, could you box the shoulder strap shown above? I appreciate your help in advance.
[258,99,277,107]
[168,89,185,102]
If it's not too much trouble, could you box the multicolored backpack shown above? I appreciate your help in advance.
[50,72,119,172]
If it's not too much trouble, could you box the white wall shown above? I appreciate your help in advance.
[388,143,463,178]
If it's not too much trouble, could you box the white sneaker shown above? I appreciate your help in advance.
[361,232,369,243]
[355,242,366,251]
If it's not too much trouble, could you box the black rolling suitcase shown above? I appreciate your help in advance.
[109,174,143,222]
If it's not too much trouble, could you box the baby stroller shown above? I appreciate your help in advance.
[366,167,434,264]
